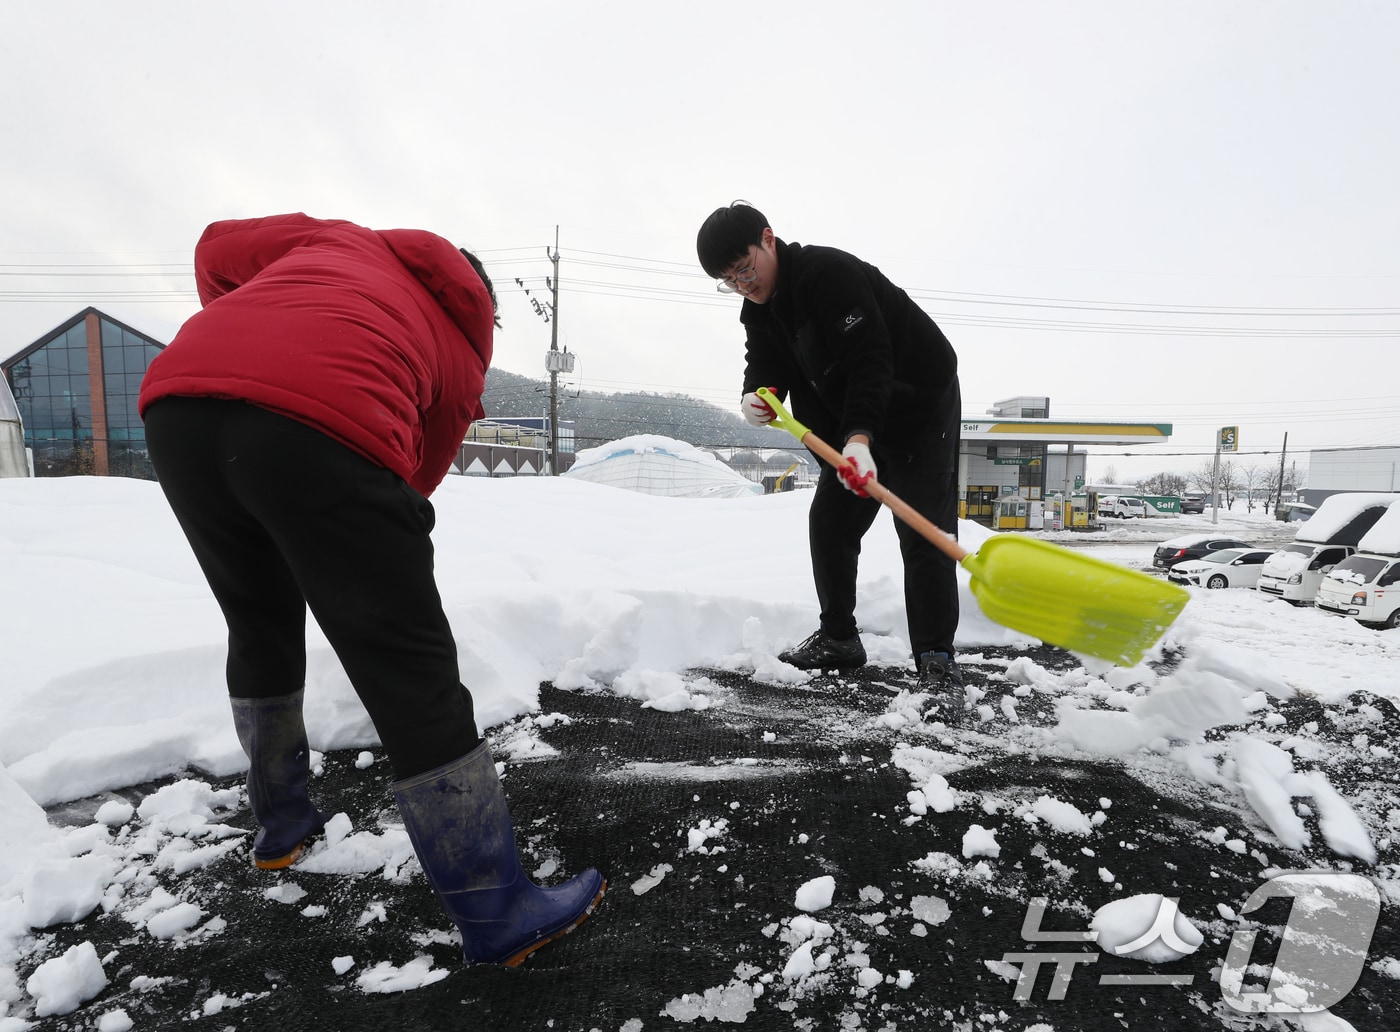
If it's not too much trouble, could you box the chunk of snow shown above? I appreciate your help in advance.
[1027,796,1094,836]
[962,824,1001,859]
[794,875,835,913]
[662,979,757,1022]
[21,855,119,929]
[630,863,673,895]
[145,901,205,939]
[25,941,107,1017]
[1233,739,1309,849]
[1092,894,1203,962]
[355,955,448,993]
[94,800,135,828]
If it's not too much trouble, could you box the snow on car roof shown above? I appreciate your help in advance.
[1296,492,1400,544]
[1161,533,1232,548]
[1358,500,1400,556]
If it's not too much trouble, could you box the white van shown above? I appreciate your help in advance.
[1314,554,1400,629]
[1255,542,1355,605]
[1314,500,1400,629]
[1098,495,1147,519]
[1256,492,1400,605]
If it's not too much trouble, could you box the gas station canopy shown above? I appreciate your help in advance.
[959,418,1173,445]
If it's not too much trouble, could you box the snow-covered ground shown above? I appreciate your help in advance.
[2,475,1397,1028]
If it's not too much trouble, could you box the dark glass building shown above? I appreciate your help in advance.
[1,307,165,478]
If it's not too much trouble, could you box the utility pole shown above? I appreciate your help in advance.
[518,227,575,475]
[1274,432,1289,514]
[541,227,577,475]
[546,229,561,476]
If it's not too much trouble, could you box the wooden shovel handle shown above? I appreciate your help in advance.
[755,388,969,563]
[794,427,969,564]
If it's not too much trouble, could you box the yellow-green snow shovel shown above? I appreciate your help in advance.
[756,388,1188,667]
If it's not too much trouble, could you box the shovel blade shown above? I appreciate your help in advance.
[961,535,1188,667]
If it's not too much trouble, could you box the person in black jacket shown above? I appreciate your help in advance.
[697,201,966,705]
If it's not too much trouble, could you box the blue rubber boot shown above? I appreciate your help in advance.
[392,742,606,966]
[229,689,330,869]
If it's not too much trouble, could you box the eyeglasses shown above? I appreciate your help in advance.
[716,248,760,294]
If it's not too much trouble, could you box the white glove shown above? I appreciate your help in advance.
[838,440,876,496]
[741,391,776,427]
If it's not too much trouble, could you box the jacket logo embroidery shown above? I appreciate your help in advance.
[841,308,866,334]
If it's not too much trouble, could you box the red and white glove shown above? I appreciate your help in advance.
[740,390,776,427]
[838,440,876,496]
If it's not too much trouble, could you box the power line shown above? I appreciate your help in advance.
[1,291,197,302]
[6,245,1399,384]
[904,288,1400,318]
[9,246,1400,320]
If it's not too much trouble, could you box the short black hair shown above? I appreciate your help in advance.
[696,200,769,279]
[459,248,502,329]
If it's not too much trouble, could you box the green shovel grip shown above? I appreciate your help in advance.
[756,388,809,442]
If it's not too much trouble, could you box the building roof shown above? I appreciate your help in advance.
[1,306,166,370]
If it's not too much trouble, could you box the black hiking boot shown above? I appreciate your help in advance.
[778,629,867,671]
[918,651,968,724]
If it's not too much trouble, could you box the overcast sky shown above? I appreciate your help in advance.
[3,1,1397,481]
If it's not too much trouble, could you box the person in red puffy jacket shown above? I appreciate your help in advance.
[139,213,604,966]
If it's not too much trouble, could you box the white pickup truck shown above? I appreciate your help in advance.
[1097,495,1147,519]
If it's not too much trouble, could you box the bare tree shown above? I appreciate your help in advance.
[1218,459,1240,509]
[1138,471,1188,496]
[1101,463,1119,485]
[1190,460,1217,496]
[1266,460,1306,509]
[1240,464,1267,512]
[1193,458,1240,508]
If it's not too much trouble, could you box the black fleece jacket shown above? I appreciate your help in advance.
[739,239,959,459]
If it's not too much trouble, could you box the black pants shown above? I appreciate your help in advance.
[808,414,961,660]
[144,397,478,778]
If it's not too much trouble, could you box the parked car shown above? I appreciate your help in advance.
[1153,534,1254,570]
[1275,502,1317,522]
[1098,495,1147,519]
[1315,554,1400,629]
[1180,494,1206,514]
[1167,548,1276,589]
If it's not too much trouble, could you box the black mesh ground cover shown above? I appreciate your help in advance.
[28,644,1400,1031]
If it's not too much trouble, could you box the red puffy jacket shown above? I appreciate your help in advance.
[138,213,494,497]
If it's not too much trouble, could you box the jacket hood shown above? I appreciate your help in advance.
[380,229,495,367]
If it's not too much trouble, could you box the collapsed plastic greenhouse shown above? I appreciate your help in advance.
[562,435,764,499]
